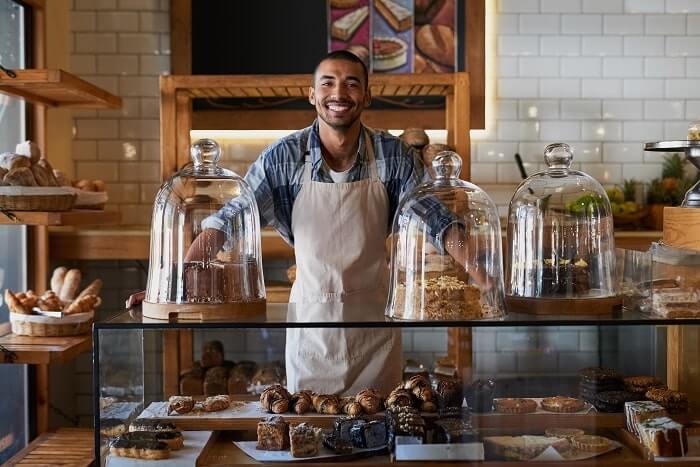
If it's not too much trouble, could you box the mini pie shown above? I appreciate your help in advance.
[372,37,407,71]
[494,398,538,414]
[540,396,586,413]
[571,434,611,453]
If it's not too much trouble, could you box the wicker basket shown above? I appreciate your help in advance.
[72,188,108,210]
[0,187,76,211]
[10,311,94,337]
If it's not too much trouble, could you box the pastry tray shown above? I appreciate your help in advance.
[234,440,386,463]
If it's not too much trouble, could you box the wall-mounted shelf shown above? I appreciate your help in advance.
[0,68,122,109]
[0,209,121,226]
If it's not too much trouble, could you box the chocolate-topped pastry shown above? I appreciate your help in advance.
[355,388,382,415]
[432,418,479,444]
[350,419,387,449]
[109,437,170,460]
[386,385,413,410]
[466,379,495,413]
[260,384,291,414]
[540,257,591,295]
[594,391,638,413]
[119,431,184,450]
[100,418,127,437]
[323,434,352,454]
[256,416,289,451]
[129,419,178,433]
[578,367,623,403]
[201,340,224,368]
[435,378,463,415]
[404,374,434,403]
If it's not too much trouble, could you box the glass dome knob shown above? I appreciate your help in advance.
[432,151,462,179]
[544,143,573,170]
[191,138,221,166]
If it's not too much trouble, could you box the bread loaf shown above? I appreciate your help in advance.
[51,267,68,294]
[77,279,103,300]
[31,163,54,186]
[59,269,82,301]
[36,159,59,186]
[0,153,31,171]
[15,141,41,164]
[93,180,106,192]
[416,24,455,67]
[4,167,37,186]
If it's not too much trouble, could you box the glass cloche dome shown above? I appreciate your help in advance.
[143,139,265,320]
[506,143,618,313]
[386,151,506,320]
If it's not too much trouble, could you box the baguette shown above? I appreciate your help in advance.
[59,269,81,301]
[77,278,103,300]
[64,294,101,314]
[50,267,68,294]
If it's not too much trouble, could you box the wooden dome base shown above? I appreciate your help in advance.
[506,295,622,315]
[663,206,700,252]
[142,299,266,321]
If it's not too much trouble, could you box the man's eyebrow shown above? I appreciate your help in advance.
[317,74,362,83]
[318,75,336,81]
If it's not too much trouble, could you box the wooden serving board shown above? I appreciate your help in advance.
[506,295,622,315]
[663,207,700,252]
[235,441,386,463]
[141,300,266,321]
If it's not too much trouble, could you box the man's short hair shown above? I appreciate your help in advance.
[313,50,369,90]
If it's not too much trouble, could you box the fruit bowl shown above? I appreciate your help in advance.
[613,207,649,228]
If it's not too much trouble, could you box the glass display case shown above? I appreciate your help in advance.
[506,143,619,314]
[386,151,506,321]
[94,303,700,465]
[144,139,266,320]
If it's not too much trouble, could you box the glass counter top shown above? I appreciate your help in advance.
[95,303,700,329]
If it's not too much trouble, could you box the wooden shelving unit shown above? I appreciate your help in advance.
[0,328,91,365]
[0,68,122,109]
[0,209,120,226]
[4,427,94,467]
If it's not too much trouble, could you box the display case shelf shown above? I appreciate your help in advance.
[0,68,122,109]
[0,209,121,226]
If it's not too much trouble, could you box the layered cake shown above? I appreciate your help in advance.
[393,275,483,320]
[624,401,667,438]
[540,258,591,296]
[375,0,413,32]
[652,287,700,318]
[637,417,688,457]
[331,6,369,42]
[256,416,289,451]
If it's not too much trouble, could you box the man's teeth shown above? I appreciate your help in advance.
[328,103,350,111]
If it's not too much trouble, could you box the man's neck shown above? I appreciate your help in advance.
[318,119,362,172]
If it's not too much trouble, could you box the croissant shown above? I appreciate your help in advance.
[4,289,31,314]
[386,386,413,409]
[64,294,101,314]
[355,388,383,415]
[260,384,291,414]
[340,397,363,417]
[312,394,341,414]
[291,390,313,414]
[404,374,434,402]
[38,290,63,311]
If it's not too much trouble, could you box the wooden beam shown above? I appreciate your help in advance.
[170,0,191,75]
[466,0,485,129]
[192,109,446,131]
[176,92,192,170]
[452,72,471,179]
[163,331,180,399]
[160,76,178,179]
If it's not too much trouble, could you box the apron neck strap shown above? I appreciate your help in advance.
[303,127,379,182]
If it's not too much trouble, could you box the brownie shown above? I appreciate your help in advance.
[540,258,591,295]
[466,379,495,413]
[334,416,366,444]
[350,420,387,449]
[435,378,463,416]
[432,418,479,444]
[323,434,352,454]
[594,391,638,413]
[579,367,624,403]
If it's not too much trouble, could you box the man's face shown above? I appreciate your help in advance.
[309,59,370,130]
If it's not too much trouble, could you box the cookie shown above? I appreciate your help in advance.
[545,427,585,441]
[572,434,611,453]
[541,396,586,413]
[645,388,688,413]
[594,391,638,413]
[494,398,537,414]
[100,418,127,437]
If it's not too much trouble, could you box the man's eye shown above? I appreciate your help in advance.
[347,82,358,88]
[321,82,332,86]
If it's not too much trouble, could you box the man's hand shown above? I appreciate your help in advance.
[185,228,227,263]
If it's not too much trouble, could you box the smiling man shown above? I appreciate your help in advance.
[190,50,466,394]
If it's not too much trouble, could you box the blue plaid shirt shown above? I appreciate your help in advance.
[203,120,457,248]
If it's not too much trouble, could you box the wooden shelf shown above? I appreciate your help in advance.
[0,330,91,365]
[0,68,121,108]
[0,209,121,226]
[4,428,94,467]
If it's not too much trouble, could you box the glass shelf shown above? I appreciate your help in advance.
[96,303,700,330]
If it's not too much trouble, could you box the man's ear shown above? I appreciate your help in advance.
[364,88,372,108]
[308,86,315,106]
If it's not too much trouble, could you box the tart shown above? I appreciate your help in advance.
[494,398,538,414]
[571,434,611,453]
[372,37,407,71]
[540,396,586,413]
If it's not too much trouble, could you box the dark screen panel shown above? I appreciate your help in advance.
[192,0,329,75]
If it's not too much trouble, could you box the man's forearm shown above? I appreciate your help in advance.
[185,228,226,263]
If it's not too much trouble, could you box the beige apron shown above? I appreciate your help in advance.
[286,130,402,396]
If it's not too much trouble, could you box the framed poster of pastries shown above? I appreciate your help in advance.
[328,0,371,68]
[414,0,456,73]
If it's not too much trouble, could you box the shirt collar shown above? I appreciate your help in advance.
[307,119,367,177]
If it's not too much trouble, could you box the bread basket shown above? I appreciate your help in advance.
[70,187,108,210]
[0,187,76,211]
[10,310,94,337]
